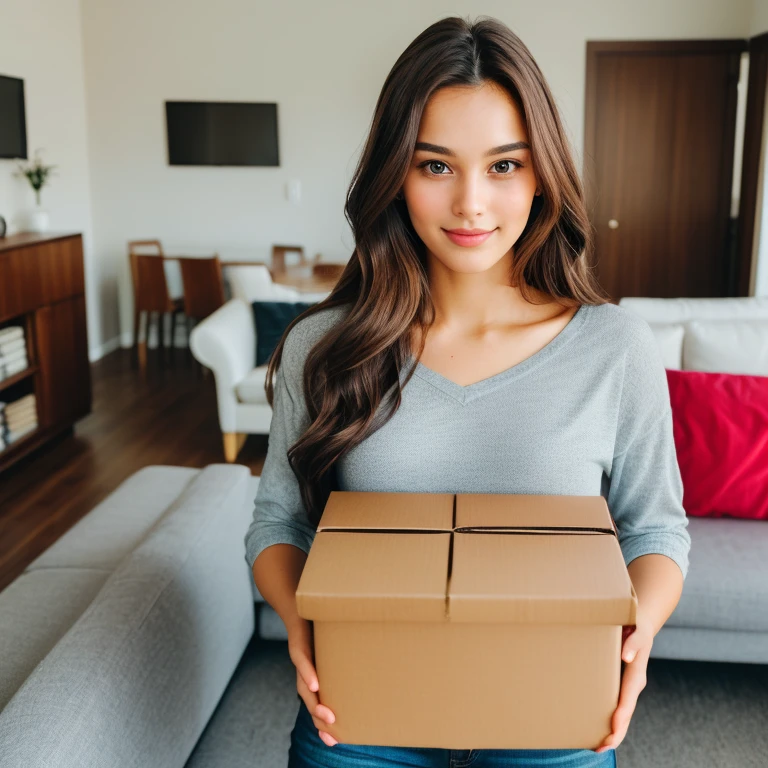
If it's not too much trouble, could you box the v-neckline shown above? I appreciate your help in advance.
[402,303,590,405]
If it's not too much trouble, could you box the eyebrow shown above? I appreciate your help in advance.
[414,141,530,157]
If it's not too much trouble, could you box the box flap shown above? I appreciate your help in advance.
[455,493,614,532]
[448,533,637,625]
[317,491,454,532]
[295,531,451,622]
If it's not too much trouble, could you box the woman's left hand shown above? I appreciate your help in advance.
[594,611,655,754]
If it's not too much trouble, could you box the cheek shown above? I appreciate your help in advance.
[404,179,445,224]
[500,185,536,220]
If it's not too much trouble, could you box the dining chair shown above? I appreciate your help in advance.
[177,255,227,375]
[128,240,186,372]
[270,244,322,273]
[311,262,346,283]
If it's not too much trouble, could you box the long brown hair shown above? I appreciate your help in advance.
[265,15,611,527]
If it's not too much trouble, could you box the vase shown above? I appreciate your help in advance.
[27,208,49,233]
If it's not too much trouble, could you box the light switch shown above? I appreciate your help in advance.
[287,180,302,204]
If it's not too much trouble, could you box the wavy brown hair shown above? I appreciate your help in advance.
[265,15,611,527]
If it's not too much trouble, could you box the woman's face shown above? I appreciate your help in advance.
[401,81,540,275]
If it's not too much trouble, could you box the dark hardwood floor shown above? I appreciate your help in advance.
[0,346,268,592]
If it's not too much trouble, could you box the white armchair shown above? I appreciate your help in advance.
[189,269,331,462]
[189,299,270,462]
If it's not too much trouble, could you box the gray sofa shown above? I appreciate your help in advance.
[0,464,260,766]
[0,297,766,767]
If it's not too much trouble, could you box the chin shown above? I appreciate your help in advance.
[435,249,510,274]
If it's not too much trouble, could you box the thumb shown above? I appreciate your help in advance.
[622,635,641,663]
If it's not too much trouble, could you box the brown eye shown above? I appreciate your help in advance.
[492,160,521,174]
[419,160,449,175]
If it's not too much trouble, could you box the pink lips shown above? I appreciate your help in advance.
[443,228,496,247]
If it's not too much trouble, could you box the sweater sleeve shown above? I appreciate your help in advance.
[606,317,691,580]
[243,325,317,572]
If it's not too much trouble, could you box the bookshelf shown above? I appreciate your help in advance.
[0,232,92,473]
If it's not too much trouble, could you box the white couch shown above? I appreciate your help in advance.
[189,273,329,461]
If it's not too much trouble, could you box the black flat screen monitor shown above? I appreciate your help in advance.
[165,101,279,167]
[0,75,28,159]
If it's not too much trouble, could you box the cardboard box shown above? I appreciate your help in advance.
[295,491,638,749]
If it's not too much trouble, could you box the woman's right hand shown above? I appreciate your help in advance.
[287,616,338,747]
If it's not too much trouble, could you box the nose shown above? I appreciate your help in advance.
[451,173,485,220]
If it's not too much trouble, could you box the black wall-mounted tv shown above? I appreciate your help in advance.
[0,75,28,160]
[165,100,279,167]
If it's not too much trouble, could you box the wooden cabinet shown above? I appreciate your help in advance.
[0,232,92,473]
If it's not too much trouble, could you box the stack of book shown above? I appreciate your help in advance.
[0,393,38,451]
[0,326,29,380]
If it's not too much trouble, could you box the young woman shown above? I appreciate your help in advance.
[247,15,691,768]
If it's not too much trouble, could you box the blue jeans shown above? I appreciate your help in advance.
[288,698,618,767]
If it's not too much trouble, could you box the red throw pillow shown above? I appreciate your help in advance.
[665,369,768,519]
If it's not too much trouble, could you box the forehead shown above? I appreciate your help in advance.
[417,82,529,147]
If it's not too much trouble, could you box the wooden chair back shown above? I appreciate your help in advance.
[178,256,226,320]
[271,244,315,273]
[311,262,345,282]
[128,240,175,313]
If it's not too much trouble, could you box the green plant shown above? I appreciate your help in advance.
[15,149,57,206]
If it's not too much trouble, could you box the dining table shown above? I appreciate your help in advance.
[160,255,340,297]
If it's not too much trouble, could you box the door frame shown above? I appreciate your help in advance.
[737,31,768,296]
[584,39,747,296]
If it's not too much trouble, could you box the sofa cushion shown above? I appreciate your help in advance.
[0,568,111,711]
[683,320,768,375]
[235,365,269,404]
[666,517,768,633]
[647,323,684,369]
[619,296,768,324]
[666,369,768,520]
[25,465,200,572]
[251,301,316,366]
[0,466,201,712]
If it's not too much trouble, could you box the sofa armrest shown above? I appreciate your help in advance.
[190,299,256,432]
[0,464,256,768]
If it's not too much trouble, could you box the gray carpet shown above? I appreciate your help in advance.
[186,632,768,768]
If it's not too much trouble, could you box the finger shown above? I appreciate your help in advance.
[309,707,335,730]
[297,670,319,715]
[318,730,338,747]
[314,703,336,725]
[312,714,333,731]
[622,635,646,664]
[618,663,647,713]
[291,648,319,693]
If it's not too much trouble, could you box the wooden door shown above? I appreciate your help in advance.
[584,40,746,301]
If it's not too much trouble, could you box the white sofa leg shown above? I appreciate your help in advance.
[223,432,247,463]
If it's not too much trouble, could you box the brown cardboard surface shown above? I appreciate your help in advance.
[295,491,638,749]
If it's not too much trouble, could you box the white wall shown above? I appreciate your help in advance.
[79,0,757,354]
[752,0,768,35]
[4,1,759,358]
[0,0,99,357]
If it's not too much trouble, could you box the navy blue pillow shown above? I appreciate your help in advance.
[252,301,316,367]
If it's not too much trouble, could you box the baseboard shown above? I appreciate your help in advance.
[89,326,192,362]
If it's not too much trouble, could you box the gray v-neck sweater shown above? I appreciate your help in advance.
[244,301,691,580]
